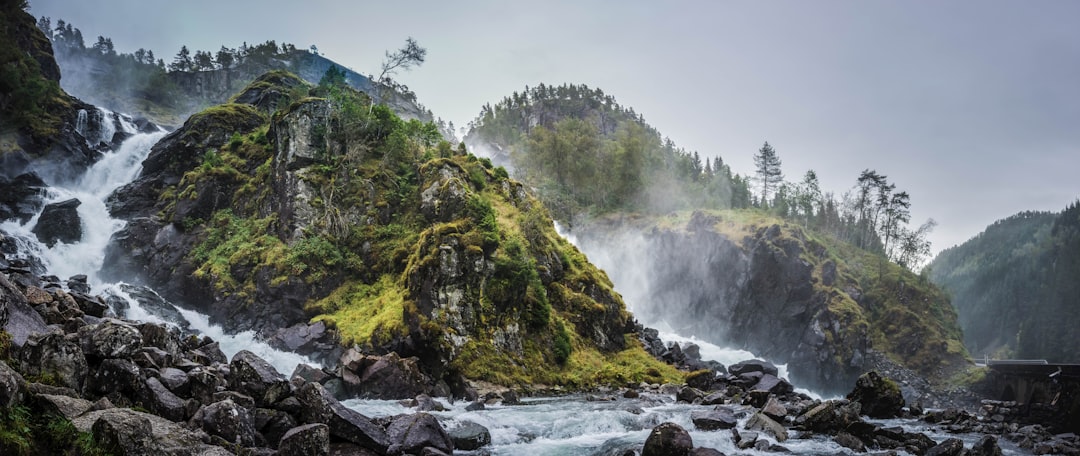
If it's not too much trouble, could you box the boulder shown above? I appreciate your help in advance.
[157,367,190,395]
[0,360,25,408]
[969,435,1003,456]
[685,370,716,391]
[91,408,160,455]
[140,376,186,422]
[80,320,143,359]
[676,385,704,404]
[187,366,227,405]
[926,437,965,456]
[229,350,290,406]
[414,394,446,412]
[762,396,788,421]
[71,292,109,317]
[349,352,431,399]
[386,413,453,455]
[255,407,298,448]
[268,321,331,355]
[643,422,694,456]
[292,363,330,386]
[75,408,218,455]
[846,371,905,418]
[746,412,788,442]
[296,382,390,453]
[34,393,93,419]
[86,358,142,398]
[834,431,866,452]
[795,399,862,434]
[278,423,330,456]
[448,421,491,451]
[32,198,83,246]
[729,359,779,377]
[19,332,88,392]
[137,322,183,355]
[192,399,257,447]
[692,448,725,456]
[751,373,794,394]
[691,407,738,431]
[0,274,49,347]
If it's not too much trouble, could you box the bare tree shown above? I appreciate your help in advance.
[371,37,426,112]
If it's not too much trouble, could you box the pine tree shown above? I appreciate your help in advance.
[753,141,783,206]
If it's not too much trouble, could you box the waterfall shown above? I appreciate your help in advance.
[75,109,88,138]
[0,118,318,377]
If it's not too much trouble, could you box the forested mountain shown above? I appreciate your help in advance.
[36,17,438,129]
[929,204,1080,362]
[465,83,754,224]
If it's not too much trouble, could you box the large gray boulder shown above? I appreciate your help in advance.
[386,413,453,455]
[228,350,290,406]
[192,399,256,447]
[295,382,390,453]
[80,320,143,359]
[746,412,788,442]
[18,332,88,392]
[0,273,48,347]
[33,198,83,247]
[448,421,491,451]
[691,407,738,431]
[642,422,693,456]
[91,408,160,455]
[140,377,186,422]
[846,371,905,418]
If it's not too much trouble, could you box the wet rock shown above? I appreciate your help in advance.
[702,391,727,406]
[0,172,47,224]
[229,349,290,407]
[278,423,330,456]
[677,385,705,404]
[0,360,25,407]
[691,407,738,431]
[292,363,330,386]
[448,421,491,451]
[926,437,964,456]
[32,198,83,247]
[71,292,109,317]
[192,399,257,447]
[643,422,694,456]
[734,430,759,450]
[692,448,725,456]
[268,321,332,355]
[349,352,431,399]
[686,369,715,391]
[969,435,1004,456]
[157,367,190,395]
[794,399,862,434]
[464,400,485,412]
[188,365,227,405]
[834,431,866,452]
[386,412,453,455]
[414,394,446,412]
[746,411,788,442]
[762,396,788,421]
[137,322,183,356]
[847,371,905,418]
[752,374,794,395]
[729,359,779,377]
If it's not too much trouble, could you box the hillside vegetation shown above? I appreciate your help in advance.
[929,204,1080,362]
[104,70,681,389]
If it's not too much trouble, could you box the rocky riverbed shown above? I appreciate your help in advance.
[2,252,1078,455]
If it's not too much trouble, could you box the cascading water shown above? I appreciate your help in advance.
[0,112,318,377]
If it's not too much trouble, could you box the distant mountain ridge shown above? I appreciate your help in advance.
[928,204,1080,362]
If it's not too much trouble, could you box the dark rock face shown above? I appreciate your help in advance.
[847,371,905,418]
[0,172,47,224]
[32,198,83,247]
[642,422,694,456]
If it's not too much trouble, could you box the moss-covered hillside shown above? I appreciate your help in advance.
[577,209,967,395]
[105,71,682,389]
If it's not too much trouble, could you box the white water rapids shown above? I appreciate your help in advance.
[0,109,1026,455]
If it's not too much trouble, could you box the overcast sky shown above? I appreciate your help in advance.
[29,0,1080,255]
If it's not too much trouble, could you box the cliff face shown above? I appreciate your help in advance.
[103,73,679,388]
[575,211,967,396]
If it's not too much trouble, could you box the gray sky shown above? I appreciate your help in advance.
[29,0,1080,255]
